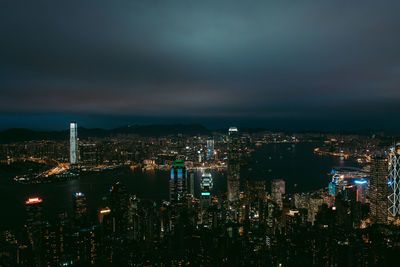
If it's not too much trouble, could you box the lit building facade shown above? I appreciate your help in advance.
[98,207,111,224]
[328,167,369,203]
[79,143,98,167]
[206,139,214,160]
[169,160,187,203]
[25,197,43,226]
[25,196,44,259]
[271,179,285,209]
[188,171,195,196]
[109,182,129,233]
[200,171,213,209]
[70,122,78,166]
[227,127,240,203]
[369,156,388,224]
[73,192,87,225]
[355,181,368,203]
[388,146,400,217]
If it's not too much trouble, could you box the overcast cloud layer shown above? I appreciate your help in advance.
[1,0,400,130]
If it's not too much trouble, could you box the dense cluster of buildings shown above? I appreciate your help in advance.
[1,124,400,265]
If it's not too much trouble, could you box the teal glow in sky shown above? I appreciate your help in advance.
[1,0,400,130]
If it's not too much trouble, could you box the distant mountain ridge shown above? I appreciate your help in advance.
[0,124,214,143]
[0,124,392,144]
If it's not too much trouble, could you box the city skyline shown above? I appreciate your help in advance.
[2,121,400,265]
[2,1,400,265]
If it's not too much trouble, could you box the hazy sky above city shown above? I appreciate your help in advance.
[1,0,400,130]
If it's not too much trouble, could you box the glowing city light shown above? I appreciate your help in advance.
[354,180,368,185]
[100,208,111,214]
[74,192,85,197]
[25,197,43,204]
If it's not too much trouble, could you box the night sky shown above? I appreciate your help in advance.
[1,1,400,130]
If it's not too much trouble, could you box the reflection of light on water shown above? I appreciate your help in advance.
[142,168,157,180]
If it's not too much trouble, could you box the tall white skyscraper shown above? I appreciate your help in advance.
[70,122,78,166]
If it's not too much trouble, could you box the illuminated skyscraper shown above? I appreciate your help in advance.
[188,171,195,196]
[70,122,78,166]
[370,156,388,224]
[98,207,111,224]
[25,196,43,259]
[388,146,400,217]
[355,180,368,203]
[110,182,129,233]
[244,180,266,204]
[169,160,187,203]
[25,197,43,226]
[206,139,214,160]
[244,180,266,223]
[73,192,87,226]
[227,127,240,202]
[271,179,285,209]
[200,171,213,209]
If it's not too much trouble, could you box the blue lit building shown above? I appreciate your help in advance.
[169,160,187,203]
[206,139,214,160]
[200,171,213,209]
[328,167,369,203]
[73,192,87,227]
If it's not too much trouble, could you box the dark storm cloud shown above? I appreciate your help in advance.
[1,0,400,128]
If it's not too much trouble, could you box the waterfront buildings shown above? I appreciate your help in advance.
[3,125,400,265]
[79,143,98,167]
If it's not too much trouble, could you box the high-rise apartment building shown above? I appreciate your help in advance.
[188,171,195,196]
[370,156,388,224]
[110,182,129,233]
[271,179,285,209]
[25,197,43,226]
[227,127,240,202]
